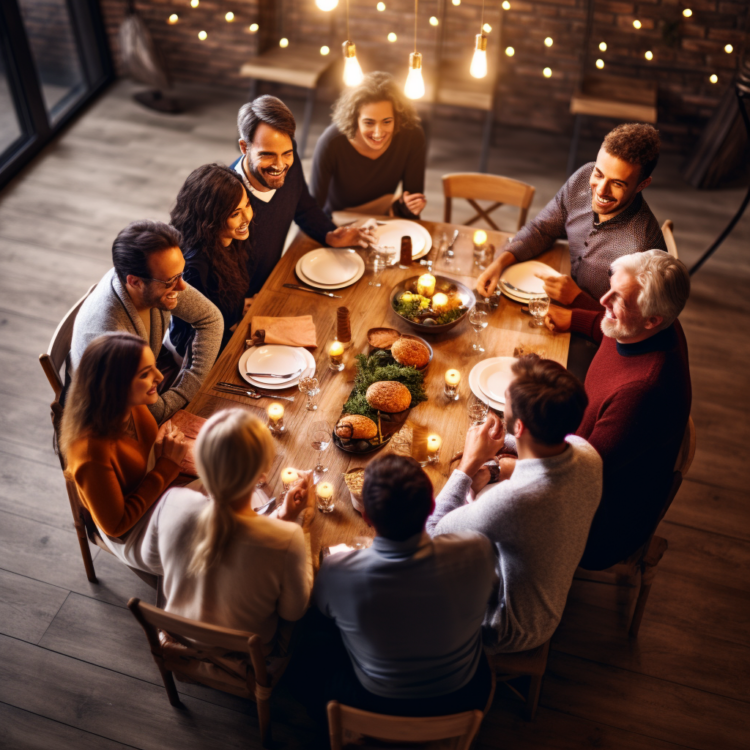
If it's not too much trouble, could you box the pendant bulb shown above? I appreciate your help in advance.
[470,34,488,79]
[342,41,364,87]
[404,52,425,99]
[316,0,339,9]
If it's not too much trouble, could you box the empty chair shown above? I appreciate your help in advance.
[661,219,679,259]
[489,639,551,720]
[442,173,535,232]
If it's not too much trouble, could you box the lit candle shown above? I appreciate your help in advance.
[445,369,461,386]
[316,481,335,513]
[267,403,284,423]
[417,273,436,298]
[329,340,345,371]
[473,229,488,247]
[432,292,449,313]
[281,467,298,490]
[427,434,442,463]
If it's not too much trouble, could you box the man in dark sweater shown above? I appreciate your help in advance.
[545,250,692,570]
[229,96,373,296]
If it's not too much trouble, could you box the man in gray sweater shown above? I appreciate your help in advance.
[427,356,602,653]
[71,220,222,422]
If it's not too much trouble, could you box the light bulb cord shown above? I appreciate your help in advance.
[480,0,485,33]
[414,0,418,53]
[345,0,350,41]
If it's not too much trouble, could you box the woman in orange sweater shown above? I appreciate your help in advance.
[60,332,188,569]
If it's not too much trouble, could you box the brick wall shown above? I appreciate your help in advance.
[98,0,749,152]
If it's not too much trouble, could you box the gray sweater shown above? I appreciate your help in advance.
[71,268,222,422]
[427,436,602,653]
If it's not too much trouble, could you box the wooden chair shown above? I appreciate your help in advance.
[661,219,679,259]
[442,173,535,232]
[489,638,551,720]
[128,598,278,747]
[572,416,696,637]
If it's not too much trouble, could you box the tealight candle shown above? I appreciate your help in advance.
[267,402,285,434]
[444,369,461,400]
[473,229,488,246]
[427,434,442,463]
[417,273,436,298]
[432,292,449,313]
[281,467,298,491]
[329,340,345,371]
[316,481,335,513]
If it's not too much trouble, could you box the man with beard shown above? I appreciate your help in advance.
[545,250,692,569]
[231,96,374,296]
[71,220,222,422]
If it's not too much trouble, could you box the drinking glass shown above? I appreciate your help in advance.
[309,420,331,475]
[368,248,387,287]
[298,376,320,411]
[469,306,488,353]
[529,294,550,327]
[468,394,490,425]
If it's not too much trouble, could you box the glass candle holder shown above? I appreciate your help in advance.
[281,467,298,492]
[427,434,442,464]
[417,273,436,298]
[267,402,285,434]
[473,229,490,270]
[298,376,320,411]
[444,369,461,400]
[328,340,345,371]
[316,481,335,514]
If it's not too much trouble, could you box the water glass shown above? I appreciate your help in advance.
[298,376,320,411]
[529,294,550,327]
[468,395,489,425]
[469,306,489,353]
[368,248,388,287]
[309,420,331,475]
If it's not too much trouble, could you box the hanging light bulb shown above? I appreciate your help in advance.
[505,46,515,56]
[429,16,439,26]
[249,23,259,33]
[190,0,199,6]
[320,45,330,55]
[279,37,289,47]
[645,50,653,60]
[502,1,510,8]
[404,52,425,99]
[709,74,718,84]
[596,59,605,69]
[471,34,488,78]
[377,2,386,10]
[343,41,364,86]
[725,44,733,53]
[599,41,607,51]
[388,32,397,42]
[544,37,553,47]
[543,67,552,78]
[682,8,692,18]
[198,30,207,40]
[225,12,234,22]
[316,0,339,10]
[168,14,178,24]
[453,0,461,5]
[633,19,642,29]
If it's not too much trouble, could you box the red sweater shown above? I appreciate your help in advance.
[571,310,692,570]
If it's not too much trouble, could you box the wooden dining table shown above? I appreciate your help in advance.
[185,218,571,560]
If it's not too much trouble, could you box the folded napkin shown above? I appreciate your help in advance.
[248,315,317,349]
[169,410,206,477]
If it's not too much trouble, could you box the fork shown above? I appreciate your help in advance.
[215,383,295,402]
[246,369,303,379]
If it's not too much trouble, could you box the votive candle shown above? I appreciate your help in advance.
[329,340,345,371]
[281,467,298,491]
[432,292,448,312]
[427,434,442,463]
[444,369,461,400]
[417,273,436,298]
[316,481,335,513]
[473,229,488,247]
[267,402,285,433]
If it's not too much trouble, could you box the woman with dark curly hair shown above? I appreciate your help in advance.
[310,72,427,219]
[169,164,255,355]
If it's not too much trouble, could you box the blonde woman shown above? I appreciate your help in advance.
[141,409,314,653]
[310,72,426,218]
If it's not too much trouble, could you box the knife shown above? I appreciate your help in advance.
[283,283,342,299]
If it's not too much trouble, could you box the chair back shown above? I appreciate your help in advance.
[327,701,484,750]
[442,173,535,231]
[39,283,97,399]
[661,220,679,259]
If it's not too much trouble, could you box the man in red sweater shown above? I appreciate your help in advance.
[545,250,691,570]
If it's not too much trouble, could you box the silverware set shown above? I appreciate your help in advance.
[213,381,295,402]
[283,283,342,299]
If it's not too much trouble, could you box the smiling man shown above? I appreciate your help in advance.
[71,220,222,422]
[230,96,373,296]
[476,123,666,310]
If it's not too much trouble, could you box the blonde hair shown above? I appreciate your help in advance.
[188,409,276,576]
[611,249,690,325]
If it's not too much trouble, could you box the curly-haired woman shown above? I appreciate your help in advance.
[310,72,427,219]
[169,164,255,356]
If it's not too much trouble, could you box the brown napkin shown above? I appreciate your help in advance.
[248,315,317,349]
[170,410,206,477]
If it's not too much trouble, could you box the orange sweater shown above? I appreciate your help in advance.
[66,405,181,537]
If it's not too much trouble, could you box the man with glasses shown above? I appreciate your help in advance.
[71,220,222,422]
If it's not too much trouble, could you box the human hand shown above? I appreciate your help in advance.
[544,306,572,333]
[277,470,315,525]
[401,191,427,215]
[326,226,374,249]
[458,412,506,477]
[159,425,189,465]
[470,466,491,495]
[536,273,582,305]
[476,251,516,298]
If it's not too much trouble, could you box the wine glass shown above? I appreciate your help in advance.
[468,394,490,425]
[309,420,331,475]
[529,294,550,327]
[469,306,489,353]
[298,376,320,411]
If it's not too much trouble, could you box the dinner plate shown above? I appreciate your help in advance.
[500,260,561,297]
[373,219,432,260]
[295,251,365,290]
[238,346,315,390]
[499,283,531,305]
[243,344,307,385]
[477,357,516,404]
[300,248,361,285]
[468,359,505,411]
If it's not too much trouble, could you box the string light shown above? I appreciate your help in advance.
[502,1,511,8]
[429,16,439,26]
[683,8,692,18]
[168,14,178,24]
[505,46,515,56]
[725,44,733,53]
[471,0,489,79]
[645,50,653,60]
[599,41,607,51]
[388,32,397,42]
[279,37,289,47]
[709,74,718,84]
[633,19,642,29]
[404,0,425,98]
[198,30,207,40]
[342,0,364,87]
[596,58,605,69]
[483,23,492,33]
[316,0,339,10]
[225,11,234,22]
[320,45,330,55]
[544,37,553,47]
[452,0,461,5]
[543,67,552,78]
[190,0,199,7]
[377,2,386,10]
[249,23,259,33]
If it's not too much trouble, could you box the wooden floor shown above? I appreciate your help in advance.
[0,80,748,750]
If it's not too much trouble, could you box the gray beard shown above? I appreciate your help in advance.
[601,315,640,340]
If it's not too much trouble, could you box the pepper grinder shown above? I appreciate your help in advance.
[336,306,352,350]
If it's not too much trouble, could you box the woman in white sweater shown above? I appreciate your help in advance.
[141,408,314,653]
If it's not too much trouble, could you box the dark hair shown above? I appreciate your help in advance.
[237,95,296,145]
[602,123,660,181]
[363,455,433,541]
[112,220,182,284]
[507,355,588,445]
[60,332,147,458]
[170,164,251,311]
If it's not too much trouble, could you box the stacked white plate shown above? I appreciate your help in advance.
[295,248,366,290]
[499,260,562,303]
[371,219,432,260]
[468,357,516,410]
[238,344,315,390]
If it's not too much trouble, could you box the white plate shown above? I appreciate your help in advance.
[295,252,365,290]
[500,260,561,296]
[243,345,307,385]
[373,219,432,260]
[477,357,516,404]
[301,248,361,285]
[499,283,531,305]
[238,346,316,390]
[468,359,506,411]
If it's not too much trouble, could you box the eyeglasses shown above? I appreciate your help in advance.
[140,272,185,289]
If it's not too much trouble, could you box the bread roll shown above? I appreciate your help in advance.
[336,414,378,440]
[367,328,401,350]
[392,337,430,369]
[366,381,412,413]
